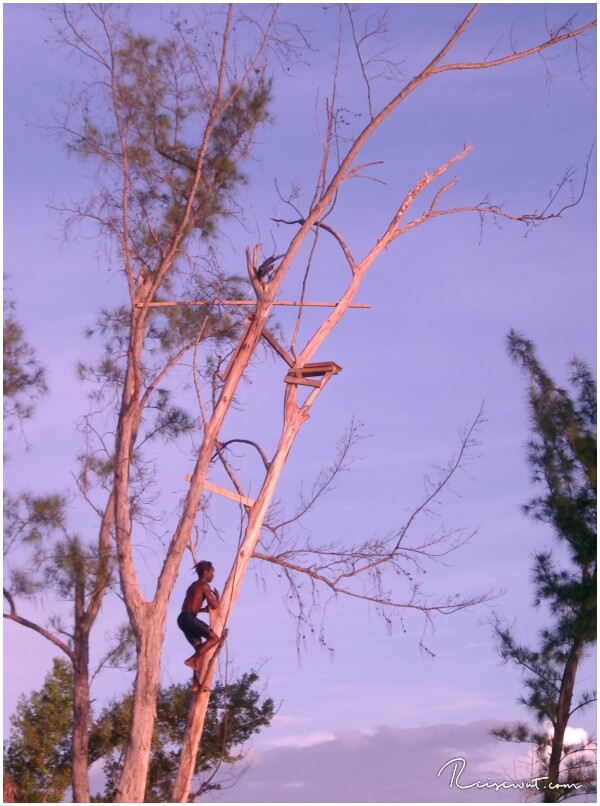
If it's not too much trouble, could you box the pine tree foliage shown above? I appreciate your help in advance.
[52,3,277,529]
[57,5,271,411]
[3,658,74,803]
[493,331,597,802]
[2,293,113,802]
[92,671,275,802]
[3,659,274,803]
[3,490,116,617]
[3,292,48,429]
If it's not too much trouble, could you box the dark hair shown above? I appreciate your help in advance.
[195,561,213,578]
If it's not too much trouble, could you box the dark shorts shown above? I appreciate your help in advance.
[177,611,211,647]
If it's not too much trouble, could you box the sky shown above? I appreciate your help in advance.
[3,3,597,803]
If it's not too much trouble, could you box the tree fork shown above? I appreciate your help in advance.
[172,392,309,801]
[115,301,277,802]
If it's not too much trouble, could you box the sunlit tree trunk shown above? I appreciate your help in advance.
[172,390,307,800]
[114,607,165,802]
[116,303,275,802]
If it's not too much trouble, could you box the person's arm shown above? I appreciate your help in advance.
[203,583,219,611]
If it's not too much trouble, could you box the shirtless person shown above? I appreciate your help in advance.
[177,561,221,690]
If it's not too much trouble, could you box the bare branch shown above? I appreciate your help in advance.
[217,439,270,471]
[254,405,491,632]
[3,593,74,660]
[432,17,596,75]
[265,418,362,534]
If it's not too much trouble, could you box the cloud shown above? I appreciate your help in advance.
[270,731,337,749]
[561,726,590,747]
[215,720,533,803]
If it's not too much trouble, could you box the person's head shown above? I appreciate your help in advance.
[195,561,214,581]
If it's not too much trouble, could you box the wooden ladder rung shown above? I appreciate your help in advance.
[284,375,322,387]
[286,362,342,378]
[220,313,295,382]
[185,475,255,507]
[284,361,342,387]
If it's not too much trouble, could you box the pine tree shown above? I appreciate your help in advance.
[91,671,275,801]
[3,660,274,803]
[3,658,74,802]
[3,290,47,430]
[493,331,597,801]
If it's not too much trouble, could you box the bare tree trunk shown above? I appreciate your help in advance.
[172,390,308,800]
[172,649,221,802]
[114,605,165,803]
[117,304,276,802]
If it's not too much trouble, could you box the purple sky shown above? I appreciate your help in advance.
[3,4,597,802]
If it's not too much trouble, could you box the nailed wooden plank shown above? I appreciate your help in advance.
[138,300,370,309]
[259,325,294,368]
[284,374,322,388]
[219,317,254,382]
[185,475,255,507]
[286,362,342,377]
[204,481,255,507]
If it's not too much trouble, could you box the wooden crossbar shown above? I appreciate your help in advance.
[219,313,342,389]
[284,375,322,388]
[137,300,370,309]
[204,480,255,507]
[185,475,255,507]
[286,362,342,378]
[220,313,295,381]
[258,324,294,368]
[284,362,342,388]
[219,317,253,383]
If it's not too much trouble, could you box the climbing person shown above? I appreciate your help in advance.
[177,561,221,690]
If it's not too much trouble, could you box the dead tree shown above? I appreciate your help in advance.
[170,6,596,800]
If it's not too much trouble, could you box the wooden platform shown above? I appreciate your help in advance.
[284,362,342,388]
[219,312,342,390]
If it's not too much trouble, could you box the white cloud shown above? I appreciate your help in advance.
[215,720,541,803]
[270,731,337,749]
[539,722,594,756]
[562,726,590,747]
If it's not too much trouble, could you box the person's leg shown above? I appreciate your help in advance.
[191,629,229,691]
[191,630,223,691]
[178,613,209,677]
[193,628,220,668]
[184,638,202,668]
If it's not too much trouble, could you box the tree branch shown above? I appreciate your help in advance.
[432,18,597,75]
[3,592,74,660]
